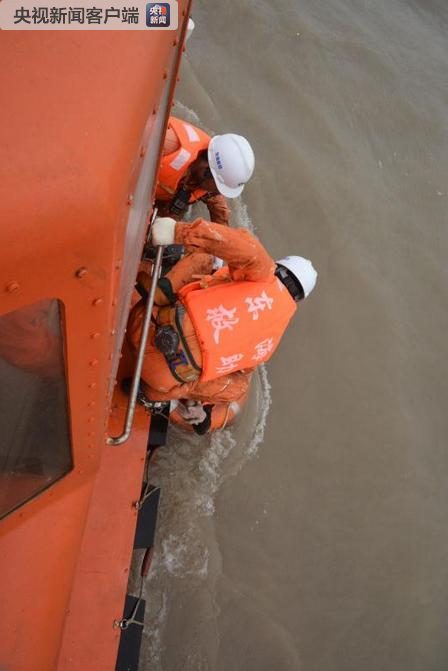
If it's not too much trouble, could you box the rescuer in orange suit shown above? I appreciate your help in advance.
[155,116,255,225]
[127,217,317,429]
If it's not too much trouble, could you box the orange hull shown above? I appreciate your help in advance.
[0,18,191,671]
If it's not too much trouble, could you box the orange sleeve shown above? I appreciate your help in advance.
[142,370,252,404]
[202,194,231,226]
[137,252,214,306]
[163,252,214,294]
[174,219,276,282]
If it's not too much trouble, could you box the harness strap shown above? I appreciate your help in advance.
[157,305,201,384]
[175,305,201,372]
[165,349,196,384]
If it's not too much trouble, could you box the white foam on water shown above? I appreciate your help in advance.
[172,100,201,126]
[139,364,271,670]
[247,364,272,457]
[143,592,167,670]
[230,197,257,234]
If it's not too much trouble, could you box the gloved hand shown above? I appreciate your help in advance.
[212,256,224,271]
[151,216,176,246]
[176,400,207,425]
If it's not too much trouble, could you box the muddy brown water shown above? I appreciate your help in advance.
[138,1,448,669]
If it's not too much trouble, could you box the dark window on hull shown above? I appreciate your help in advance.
[0,299,72,519]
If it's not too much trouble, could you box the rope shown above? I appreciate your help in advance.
[117,459,158,630]
[220,404,231,430]
[118,579,144,630]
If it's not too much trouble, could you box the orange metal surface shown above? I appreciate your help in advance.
[0,12,191,670]
[0,474,50,511]
[57,393,150,670]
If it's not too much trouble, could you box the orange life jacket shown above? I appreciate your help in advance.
[178,270,297,383]
[155,117,210,203]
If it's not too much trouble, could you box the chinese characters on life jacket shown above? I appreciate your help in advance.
[205,291,276,375]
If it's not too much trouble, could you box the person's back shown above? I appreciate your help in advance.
[127,217,317,404]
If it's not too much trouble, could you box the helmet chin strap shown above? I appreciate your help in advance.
[275,265,305,302]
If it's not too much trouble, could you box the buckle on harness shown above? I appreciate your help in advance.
[156,305,201,384]
[154,325,179,357]
[170,186,190,216]
[166,348,198,383]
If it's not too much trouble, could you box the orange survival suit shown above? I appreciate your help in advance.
[155,117,231,226]
[127,220,297,405]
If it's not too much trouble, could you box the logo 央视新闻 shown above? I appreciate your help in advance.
[146,3,170,26]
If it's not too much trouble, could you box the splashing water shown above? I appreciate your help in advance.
[173,100,202,127]
[138,363,271,670]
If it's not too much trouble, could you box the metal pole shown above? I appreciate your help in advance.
[107,244,164,446]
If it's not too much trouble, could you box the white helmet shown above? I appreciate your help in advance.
[277,256,318,298]
[208,134,255,198]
